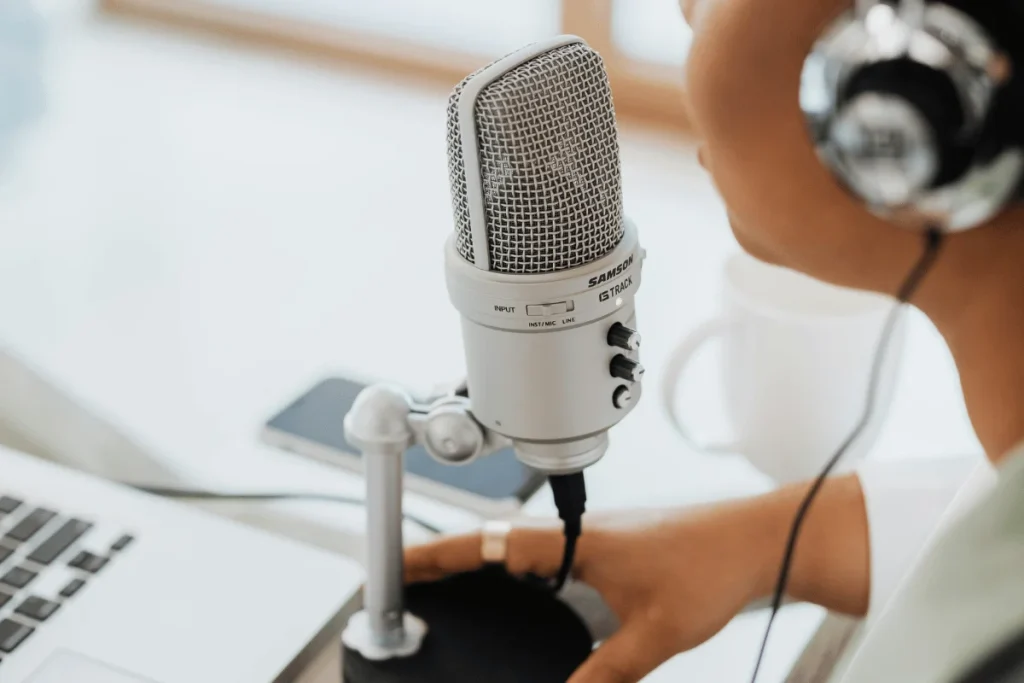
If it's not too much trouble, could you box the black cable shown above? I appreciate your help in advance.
[554,531,580,590]
[131,485,445,535]
[549,472,587,592]
[748,227,945,683]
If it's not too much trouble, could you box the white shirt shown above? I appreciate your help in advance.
[833,448,1024,681]
[795,455,1000,682]
[856,456,995,623]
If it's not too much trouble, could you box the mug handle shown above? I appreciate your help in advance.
[661,317,739,455]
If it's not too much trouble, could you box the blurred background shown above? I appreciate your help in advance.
[101,0,694,129]
[0,1,982,680]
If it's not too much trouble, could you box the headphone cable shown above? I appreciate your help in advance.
[748,227,945,682]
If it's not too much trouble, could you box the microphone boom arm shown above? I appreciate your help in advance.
[340,382,511,661]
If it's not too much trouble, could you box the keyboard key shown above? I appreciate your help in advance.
[1,567,37,590]
[28,519,93,566]
[0,547,12,565]
[0,498,21,515]
[27,564,77,599]
[15,596,59,622]
[59,578,85,599]
[4,508,56,544]
[0,592,11,609]
[68,551,107,574]
[111,534,134,552]
[0,619,33,653]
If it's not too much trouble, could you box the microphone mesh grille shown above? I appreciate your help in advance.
[446,42,623,273]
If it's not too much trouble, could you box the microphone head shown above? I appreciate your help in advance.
[446,37,623,274]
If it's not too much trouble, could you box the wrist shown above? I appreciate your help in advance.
[685,493,796,609]
[728,490,801,604]
[747,486,806,602]
[735,475,870,615]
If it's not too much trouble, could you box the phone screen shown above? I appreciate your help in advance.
[266,378,546,502]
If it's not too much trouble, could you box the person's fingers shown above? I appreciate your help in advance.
[504,525,577,577]
[567,625,674,683]
[404,533,483,584]
[405,521,604,583]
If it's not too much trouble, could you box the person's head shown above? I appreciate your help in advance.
[680,0,1024,336]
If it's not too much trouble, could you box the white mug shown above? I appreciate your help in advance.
[662,252,906,484]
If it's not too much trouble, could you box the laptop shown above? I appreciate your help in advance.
[0,444,363,683]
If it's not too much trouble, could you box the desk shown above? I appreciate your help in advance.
[0,3,983,681]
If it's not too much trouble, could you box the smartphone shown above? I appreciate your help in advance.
[261,377,548,516]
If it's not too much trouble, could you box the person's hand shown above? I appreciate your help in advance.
[406,506,770,683]
[405,475,870,683]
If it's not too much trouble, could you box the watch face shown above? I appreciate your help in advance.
[954,628,1024,683]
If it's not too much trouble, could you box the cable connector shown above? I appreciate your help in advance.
[549,472,587,592]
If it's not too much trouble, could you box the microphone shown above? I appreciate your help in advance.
[343,37,638,678]
[444,35,646,477]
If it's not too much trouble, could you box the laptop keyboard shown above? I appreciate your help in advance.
[0,495,135,666]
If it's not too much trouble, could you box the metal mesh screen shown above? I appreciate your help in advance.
[446,42,623,273]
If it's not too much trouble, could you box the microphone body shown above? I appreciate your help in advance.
[446,223,643,474]
[444,36,645,475]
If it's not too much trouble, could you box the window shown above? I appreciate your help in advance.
[102,0,693,131]
[204,0,562,55]
[612,0,693,66]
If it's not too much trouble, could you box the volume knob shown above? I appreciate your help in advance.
[612,385,633,409]
[610,354,644,383]
[607,323,641,351]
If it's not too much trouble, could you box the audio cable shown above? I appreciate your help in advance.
[549,471,588,592]
[132,485,444,535]
[749,227,945,683]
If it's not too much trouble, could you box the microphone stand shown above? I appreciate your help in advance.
[340,383,510,662]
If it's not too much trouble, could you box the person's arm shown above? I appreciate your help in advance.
[730,473,871,616]
[404,462,982,683]
[740,458,986,618]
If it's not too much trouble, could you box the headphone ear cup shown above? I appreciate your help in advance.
[802,1,1024,231]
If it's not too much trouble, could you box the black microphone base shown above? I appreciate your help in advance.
[342,568,594,683]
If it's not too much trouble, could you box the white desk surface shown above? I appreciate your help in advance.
[0,3,982,681]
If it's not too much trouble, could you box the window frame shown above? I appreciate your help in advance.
[100,0,693,132]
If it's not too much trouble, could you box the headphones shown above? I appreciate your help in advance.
[801,0,1024,231]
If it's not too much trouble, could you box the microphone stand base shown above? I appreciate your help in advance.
[341,567,593,683]
[341,611,428,662]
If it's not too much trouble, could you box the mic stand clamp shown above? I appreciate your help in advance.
[340,383,510,662]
